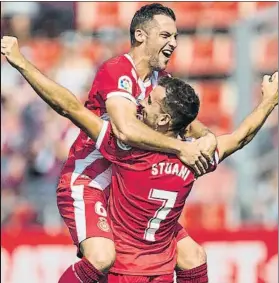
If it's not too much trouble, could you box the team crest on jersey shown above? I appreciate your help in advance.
[97,217,111,232]
[118,76,132,93]
[117,139,132,151]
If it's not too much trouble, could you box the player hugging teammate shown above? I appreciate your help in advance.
[1,2,278,283]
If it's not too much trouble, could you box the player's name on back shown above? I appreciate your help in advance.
[151,162,191,181]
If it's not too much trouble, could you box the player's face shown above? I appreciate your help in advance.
[140,86,170,130]
[144,15,178,71]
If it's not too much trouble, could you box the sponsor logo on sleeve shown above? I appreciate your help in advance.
[118,76,133,93]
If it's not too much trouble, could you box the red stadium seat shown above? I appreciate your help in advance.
[254,37,278,72]
[95,2,119,27]
[212,35,234,73]
[118,2,140,28]
[200,2,239,28]
[191,36,215,74]
[195,82,233,132]
[169,2,203,29]
[256,1,278,10]
[29,39,62,72]
[168,35,233,75]
[80,40,105,64]
[76,2,119,30]
[179,203,226,230]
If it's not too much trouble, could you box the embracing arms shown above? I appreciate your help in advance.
[1,36,277,167]
[1,36,215,175]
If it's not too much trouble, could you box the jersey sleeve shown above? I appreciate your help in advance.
[96,121,131,165]
[208,150,219,172]
[89,59,138,104]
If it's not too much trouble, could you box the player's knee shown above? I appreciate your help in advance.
[86,249,116,272]
[80,237,116,272]
[195,245,207,265]
[177,244,207,270]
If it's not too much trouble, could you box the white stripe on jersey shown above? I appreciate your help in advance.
[124,53,136,69]
[107,91,137,105]
[143,79,151,87]
[70,149,105,185]
[70,148,111,243]
[131,68,137,81]
[137,79,146,101]
[96,121,109,150]
[89,165,112,190]
[70,183,86,243]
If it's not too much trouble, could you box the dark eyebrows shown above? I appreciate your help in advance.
[160,31,179,38]
[160,31,171,37]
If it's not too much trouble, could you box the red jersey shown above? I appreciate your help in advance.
[96,122,219,276]
[58,54,168,190]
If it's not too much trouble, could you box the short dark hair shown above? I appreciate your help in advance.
[130,3,176,46]
[158,76,200,134]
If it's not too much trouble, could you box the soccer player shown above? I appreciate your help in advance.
[3,33,278,282]
[1,4,217,283]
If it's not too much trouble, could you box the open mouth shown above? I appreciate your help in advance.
[162,50,172,58]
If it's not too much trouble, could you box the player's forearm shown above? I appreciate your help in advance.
[217,98,276,161]
[112,116,182,155]
[234,99,275,147]
[186,120,214,139]
[15,57,103,140]
[15,57,80,116]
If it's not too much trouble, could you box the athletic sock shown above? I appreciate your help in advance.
[58,257,105,283]
[176,263,208,283]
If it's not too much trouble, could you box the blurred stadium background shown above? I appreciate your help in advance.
[1,1,278,283]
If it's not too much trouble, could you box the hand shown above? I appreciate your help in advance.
[261,71,278,106]
[195,132,217,163]
[1,36,26,69]
[177,139,215,178]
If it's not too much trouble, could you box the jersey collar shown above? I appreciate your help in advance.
[124,53,153,88]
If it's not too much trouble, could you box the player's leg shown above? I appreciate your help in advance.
[57,185,115,283]
[174,224,208,283]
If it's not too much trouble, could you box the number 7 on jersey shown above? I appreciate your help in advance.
[144,188,178,242]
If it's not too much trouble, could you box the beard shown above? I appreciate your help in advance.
[149,54,166,71]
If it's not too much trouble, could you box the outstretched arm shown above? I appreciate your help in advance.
[217,72,278,162]
[18,56,104,140]
[1,36,214,176]
[1,38,103,140]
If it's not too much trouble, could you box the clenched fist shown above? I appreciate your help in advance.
[1,36,26,69]
[261,71,278,106]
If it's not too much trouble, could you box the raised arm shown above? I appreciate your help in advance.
[217,72,278,162]
[1,37,103,141]
[1,36,213,176]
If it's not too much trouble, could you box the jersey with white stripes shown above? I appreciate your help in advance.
[96,121,219,275]
[58,53,169,191]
